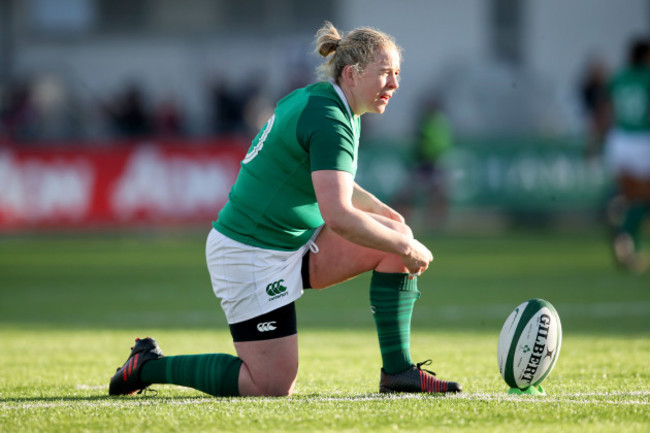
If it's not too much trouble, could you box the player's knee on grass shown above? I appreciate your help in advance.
[234,326,299,397]
[239,361,297,397]
[259,374,297,397]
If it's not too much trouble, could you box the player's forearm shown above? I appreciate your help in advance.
[325,207,412,256]
[351,182,382,213]
[313,170,411,255]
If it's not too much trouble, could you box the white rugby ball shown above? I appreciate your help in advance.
[497,298,562,390]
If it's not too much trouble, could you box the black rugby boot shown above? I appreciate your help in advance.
[379,360,462,394]
[109,337,164,396]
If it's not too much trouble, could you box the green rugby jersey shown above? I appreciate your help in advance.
[609,66,650,132]
[214,81,361,250]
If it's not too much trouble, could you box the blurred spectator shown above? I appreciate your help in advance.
[240,71,272,135]
[154,95,184,138]
[109,84,153,139]
[31,73,78,141]
[209,78,248,136]
[210,72,271,137]
[604,37,650,274]
[579,57,612,160]
[243,92,273,136]
[0,82,37,141]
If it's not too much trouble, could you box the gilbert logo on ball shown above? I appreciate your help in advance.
[497,298,562,391]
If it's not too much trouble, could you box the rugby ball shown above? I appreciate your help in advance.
[497,298,562,390]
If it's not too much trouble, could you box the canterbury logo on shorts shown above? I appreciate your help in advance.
[266,279,289,301]
[266,279,287,295]
[256,321,277,332]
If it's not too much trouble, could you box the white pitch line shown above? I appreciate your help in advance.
[75,384,106,390]
[447,391,650,406]
[1,390,648,410]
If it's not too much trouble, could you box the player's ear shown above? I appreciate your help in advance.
[341,65,357,87]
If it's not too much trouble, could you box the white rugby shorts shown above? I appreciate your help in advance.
[205,228,320,324]
[604,129,650,179]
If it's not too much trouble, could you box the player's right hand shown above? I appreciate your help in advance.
[402,238,434,277]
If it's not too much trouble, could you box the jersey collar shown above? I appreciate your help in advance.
[329,79,358,136]
[329,79,354,121]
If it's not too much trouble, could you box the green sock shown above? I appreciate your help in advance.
[140,353,242,397]
[622,201,649,252]
[370,271,420,374]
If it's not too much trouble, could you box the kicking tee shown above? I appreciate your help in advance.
[213,81,361,250]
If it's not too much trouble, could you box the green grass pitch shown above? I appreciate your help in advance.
[0,229,648,432]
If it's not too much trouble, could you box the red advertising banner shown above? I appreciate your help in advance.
[0,139,248,230]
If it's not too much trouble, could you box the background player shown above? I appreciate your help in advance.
[605,37,650,274]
